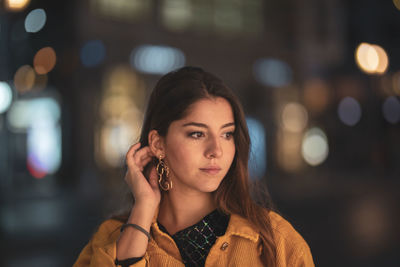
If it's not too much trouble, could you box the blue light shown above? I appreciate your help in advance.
[80,40,106,67]
[253,58,292,87]
[246,117,267,179]
[25,8,47,33]
[130,44,185,74]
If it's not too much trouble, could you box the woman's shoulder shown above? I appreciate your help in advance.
[267,211,314,266]
[268,211,307,245]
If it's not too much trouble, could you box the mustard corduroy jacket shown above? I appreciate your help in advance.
[73,211,314,266]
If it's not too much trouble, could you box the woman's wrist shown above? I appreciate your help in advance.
[116,203,157,259]
[134,199,159,210]
[127,202,157,228]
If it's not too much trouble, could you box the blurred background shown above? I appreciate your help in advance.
[0,0,399,266]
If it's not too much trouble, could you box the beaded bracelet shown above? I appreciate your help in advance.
[120,223,151,241]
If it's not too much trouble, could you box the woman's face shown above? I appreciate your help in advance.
[162,97,236,194]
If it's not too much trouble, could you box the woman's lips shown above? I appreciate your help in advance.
[199,167,221,175]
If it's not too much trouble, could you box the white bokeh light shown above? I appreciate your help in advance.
[302,127,329,166]
[0,82,13,114]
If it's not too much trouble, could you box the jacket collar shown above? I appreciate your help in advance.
[151,207,259,243]
[225,213,260,242]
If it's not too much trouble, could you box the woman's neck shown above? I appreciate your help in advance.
[158,190,216,235]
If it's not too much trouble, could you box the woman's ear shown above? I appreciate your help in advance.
[148,130,165,157]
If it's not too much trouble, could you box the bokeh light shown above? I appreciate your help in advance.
[6,97,61,178]
[0,82,13,114]
[33,47,57,74]
[14,65,35,93]
[95,66,146,168]
[247,117,266,179]
[303,78,331,114]
[7,97,61,132]
[213,2,243,35]
[355,43,389,75]
[391,71,400,96]
[338,97,362,126]
[4,0,31,11]
[378,74,394,97]
[24,8,46,33]
[347,197,392,255]
[100,95,135,119]
[130,44,185,75]
[356,43,378,73]
[253,58,292,87]
[276,130,303,172]
[90,0,151,22]
[98,118,142,167]
[301,127,329,166]
[382,96,400,124]
[27,122,61,178]
[80,40,106,67]
[281,102,308,133]
[161,0,191,32]
[7,100,31,132]
[374,45,389,74]
[101,66,146,108]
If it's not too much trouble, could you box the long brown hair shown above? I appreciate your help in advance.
[138,66,277,266]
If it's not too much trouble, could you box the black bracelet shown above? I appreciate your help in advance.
[120,223,151,241]
[115,256,143,266]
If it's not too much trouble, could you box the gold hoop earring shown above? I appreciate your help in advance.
[156,155,172,191]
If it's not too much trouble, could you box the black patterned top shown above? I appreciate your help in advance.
[158,209,230,267]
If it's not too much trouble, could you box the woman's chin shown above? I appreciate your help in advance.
[199,180,224,193]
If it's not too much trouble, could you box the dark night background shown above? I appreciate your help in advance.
[1,0,399,266]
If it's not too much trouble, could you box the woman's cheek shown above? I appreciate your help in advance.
[167,146,191,168]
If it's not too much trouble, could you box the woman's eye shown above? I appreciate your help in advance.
[222,132,234,139]
[189,132,204,139]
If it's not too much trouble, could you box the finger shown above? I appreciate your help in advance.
[128,142,141,154]
[138,156,153,172]
[135,149,154,166]
[133,146,155,166]
[148,168,159,189]
[126,142,141,164]
[133,146,151,160]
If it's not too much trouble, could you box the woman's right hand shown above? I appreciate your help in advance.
[125,142,161,209]
[116,143,160,259]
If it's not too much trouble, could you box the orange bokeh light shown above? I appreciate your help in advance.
[33,47,57,74]
[4,0,30,11]
[14,65,35,93]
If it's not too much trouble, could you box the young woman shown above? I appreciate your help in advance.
[73,66,314,267]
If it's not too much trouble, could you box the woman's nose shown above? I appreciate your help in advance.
[205,136,223,159]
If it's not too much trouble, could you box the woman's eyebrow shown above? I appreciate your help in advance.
[182,122,235,129]
[221,122,235,129]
